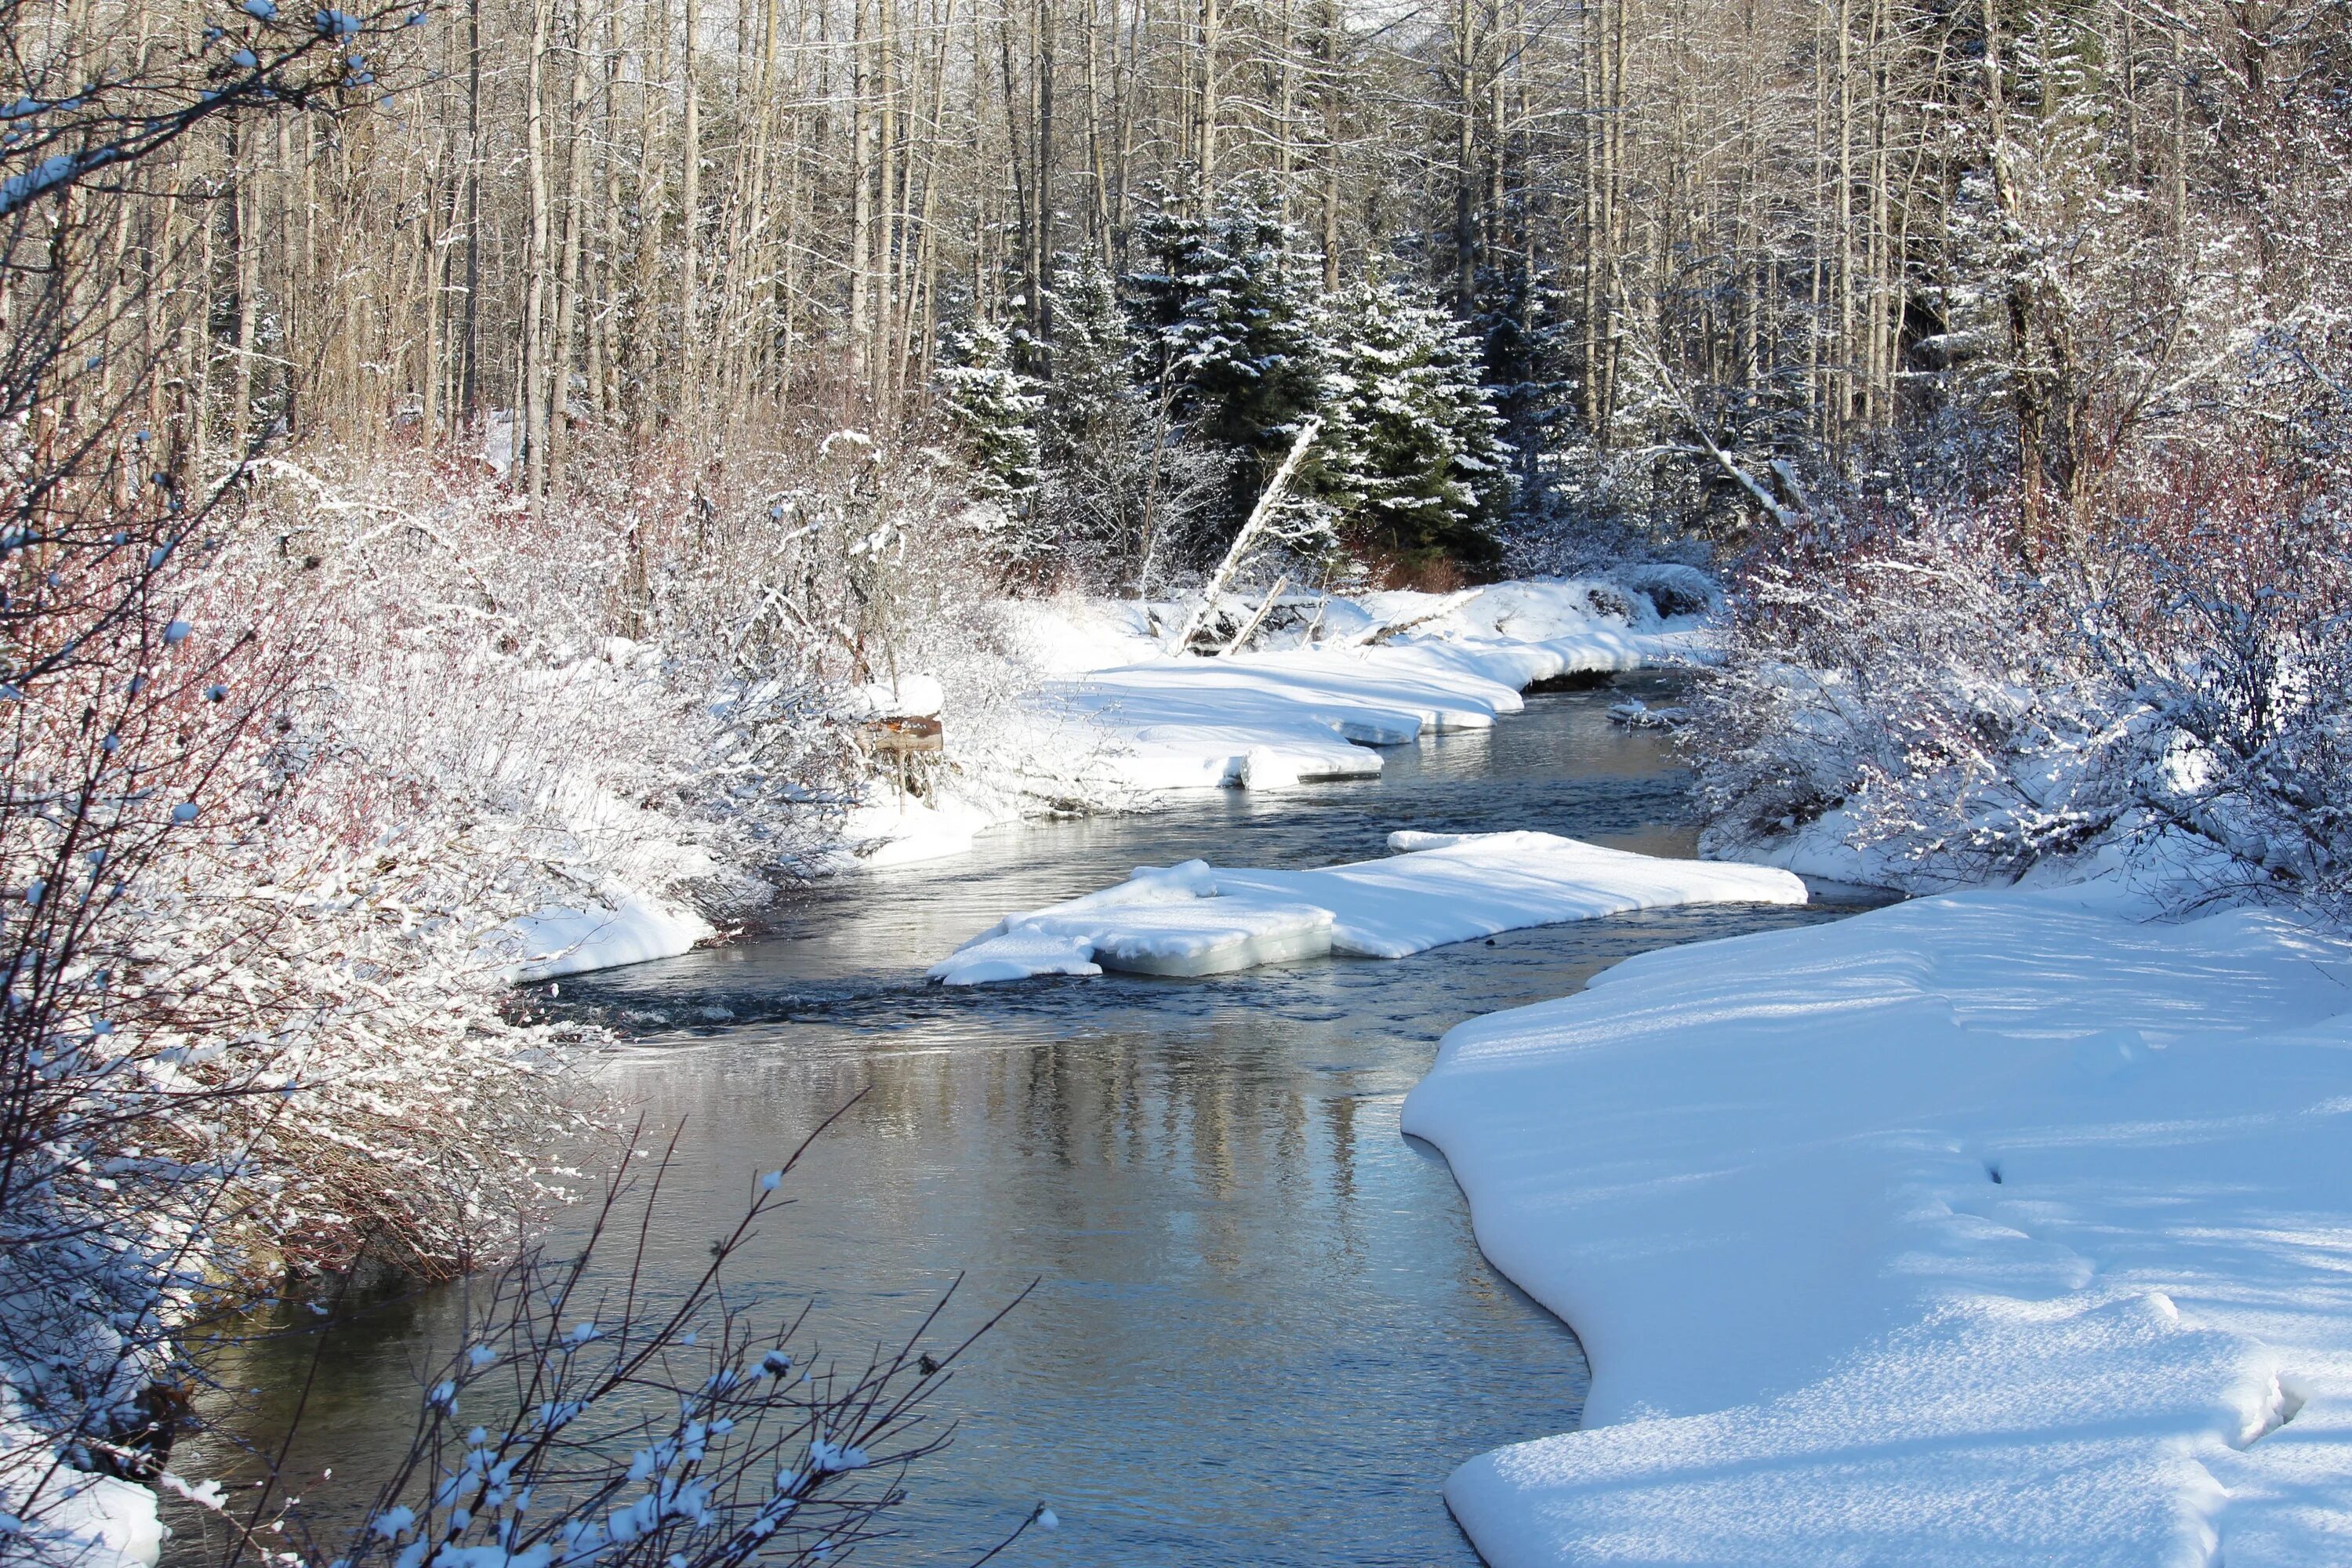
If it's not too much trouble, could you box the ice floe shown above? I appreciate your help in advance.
[927,830,1806,985]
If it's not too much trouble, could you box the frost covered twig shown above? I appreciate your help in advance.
[229,1112,1044,1568]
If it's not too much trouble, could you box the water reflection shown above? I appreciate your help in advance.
[175,681,1878,1566]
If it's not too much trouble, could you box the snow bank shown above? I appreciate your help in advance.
[929,830,1805,985]
[1402,889,2352,1566]
[835,793,1004,869]
[1013,579,1714,799]
[1,1399,164,1568]
[844,576,1714,866]
[841,671,946,719]
[497,891,714,982]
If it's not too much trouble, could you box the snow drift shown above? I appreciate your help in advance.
[1403,888,2352,1566]
[1029,583,1713,796]
[496,893,716,982]
[927,830,1806,984]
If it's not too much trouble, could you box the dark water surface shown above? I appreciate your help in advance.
[176,677,1875,1566]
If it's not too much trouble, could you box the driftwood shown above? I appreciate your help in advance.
[1163,419,1323,656]
[1218,573,1290,655]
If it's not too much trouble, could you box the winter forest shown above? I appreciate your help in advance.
[10,0,2352,1555]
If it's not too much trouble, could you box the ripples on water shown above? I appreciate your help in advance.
[175,679,1879,1566]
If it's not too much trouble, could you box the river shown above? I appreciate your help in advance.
[174,674,1876,1566]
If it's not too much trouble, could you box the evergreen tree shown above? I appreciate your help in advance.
[1312,276,1512,567]
[937,316,1044,508]
[1041,253,1142,477]
[1127,189,1326,533]
[1032,252,1156,580]
[1473,260,1578,498]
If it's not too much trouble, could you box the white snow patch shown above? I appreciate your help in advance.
[1034,616,1708,796]
[850,575,1715,869]
[1402,888,2352,1566]
[836,794,999,869]
[929,831,1805,985]
[0,1399,165,1568]
[1240,746,1306,789]
[842,672,945,719]
[498,891,713,982]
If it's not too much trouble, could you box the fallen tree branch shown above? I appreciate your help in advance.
[1164,419,1323,656]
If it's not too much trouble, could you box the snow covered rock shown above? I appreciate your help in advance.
[928,831,1806,985]
[1403,889,2352,1567]
[1607,697,1686,728]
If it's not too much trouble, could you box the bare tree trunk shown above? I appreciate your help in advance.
[1197,0,1221,199]
[552,0,595,488]
[679,0,702,426]
[851,0,875,383]
[230,117,257,448]
[524,0,553,514]
[461,0,484,420]
[1454,0,1477,314]
[1320,0,1341,289]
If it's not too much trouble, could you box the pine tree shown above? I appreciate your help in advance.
[1127,188,1326,534]
[938,316,1045,508]
[1041,253,1142,477]
[1312,277,1512,567]
[1474,260,1578,499]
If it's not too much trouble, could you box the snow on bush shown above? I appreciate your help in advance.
[185,1134,1050,1568]
[1690,458,2352,904]
[0,416,1027,1560]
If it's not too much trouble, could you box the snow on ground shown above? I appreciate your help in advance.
[1034,586,1711,795]
[1,1392,166,1568]
[863,575,1715,871]
[0,1461,165,1568]
[508,576,1711,982]
[928,830,1804,984]
[495,891,715,983]
[1402,887,2352,1566]
[833,794,1004,869]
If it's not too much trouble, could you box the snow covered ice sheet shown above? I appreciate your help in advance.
[1401,889,2352,1566]
[971,578,1717,807]
[1050,626,1708,793]
[927,831,1806,985]
[845,578,1718,866]
[496,891,713,982]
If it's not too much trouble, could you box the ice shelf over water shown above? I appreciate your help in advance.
[1403,888,2352,1567]
[495,892,714,983]
[927,830,1808,985]
[1022,588,1714,795]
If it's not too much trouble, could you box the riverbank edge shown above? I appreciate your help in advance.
[1402,866,2352,1564]
[517,576,1728,983]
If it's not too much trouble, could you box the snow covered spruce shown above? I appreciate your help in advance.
[1403,887,2352,1566]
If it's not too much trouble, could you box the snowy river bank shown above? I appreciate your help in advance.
[169,682,1873,1566]
[169,574,2352,1566]
[1409,887,2352,1566]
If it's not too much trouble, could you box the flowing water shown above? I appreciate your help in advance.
[174,675,1878,1566]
